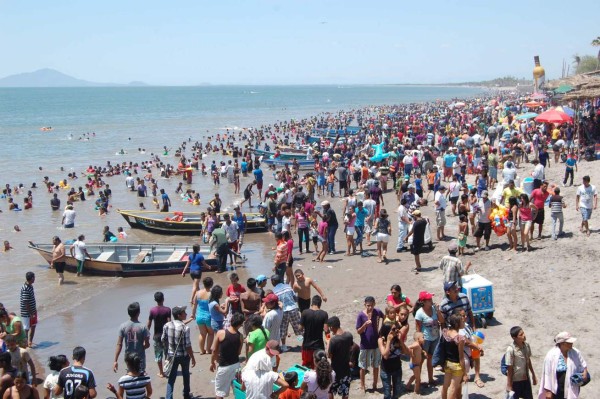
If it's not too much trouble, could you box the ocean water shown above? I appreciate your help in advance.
[0,85,480,385]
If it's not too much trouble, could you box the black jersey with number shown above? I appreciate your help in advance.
[57,366,96,399]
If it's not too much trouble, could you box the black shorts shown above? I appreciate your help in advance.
[339,180,348,190]
[410,243,423,255]
[534,208,545,224]
[190,271,202,280]
[353,171,361,182]
[54,261,66,274]
[474,222,492,239]
[244,191,251,200]
[298,297,311,313]
[450,196,459,204]
[428,184,434,190]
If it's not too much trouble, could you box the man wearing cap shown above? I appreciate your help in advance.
[242,340,288,397]
[161,306,196,399]
[316,201,338,254]
[254,275,268,298]
[434,186,447,240]
[62,204,76,228]
[439,281,475,329]
[474,190,494,251]
[262,293,283,349]
[439,243,471,289]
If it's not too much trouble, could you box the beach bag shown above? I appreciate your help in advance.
[432,337,447,367]
[163,324,185,376]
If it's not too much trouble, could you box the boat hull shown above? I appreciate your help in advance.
[118,210,267,235]
[28,242,217,277]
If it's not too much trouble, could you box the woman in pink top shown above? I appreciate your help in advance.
[294,209,310,254]
[519,193,537,251]
[344,209,357,256]
[313,215,329,263]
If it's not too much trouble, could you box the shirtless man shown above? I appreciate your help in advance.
[50,236,66,285]
[292,270,327,313]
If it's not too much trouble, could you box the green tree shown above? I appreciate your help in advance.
[575,55,599,74]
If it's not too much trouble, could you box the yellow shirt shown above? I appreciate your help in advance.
[502,187,522,207]
[551,129,560,140]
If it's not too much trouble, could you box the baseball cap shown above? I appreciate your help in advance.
[256,274,267,283]
[418,291,434,301]
[554,331,577,344]
[172,305,187,318]
[448,241,458,252]
[438,186,447,191]
[444,281,458,291]
[412,209,422,216]
[321,200,330,206]
[408,184,415,189]
[265,340,281,355]
[262,293,279,304]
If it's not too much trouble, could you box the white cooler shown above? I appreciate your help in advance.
[461,274,494,316]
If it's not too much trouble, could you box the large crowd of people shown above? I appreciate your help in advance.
[1,93,599,398]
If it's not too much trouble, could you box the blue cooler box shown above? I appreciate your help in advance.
[233,364,310,399]
[461,274,494,315]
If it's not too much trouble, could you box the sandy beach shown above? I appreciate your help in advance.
[0,98,597,399]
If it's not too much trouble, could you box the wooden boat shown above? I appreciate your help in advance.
[260,158,316,169]
[28,242,217,277]
[252,148,311,160]
[117,209,267,235]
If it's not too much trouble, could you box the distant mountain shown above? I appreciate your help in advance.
[0,68,148,87]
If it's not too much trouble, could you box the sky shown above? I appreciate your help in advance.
[1,0,598,85]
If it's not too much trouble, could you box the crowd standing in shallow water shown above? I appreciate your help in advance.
[1,93,599,398]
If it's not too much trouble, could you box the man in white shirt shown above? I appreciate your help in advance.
[222,214,240,264]
[396,198,410,252]
[242,341,288,399]
[576,175,598,236]
[61,204,76,228]
[434,186,448,240]
[531,159,545,188]
[70,234,91,277]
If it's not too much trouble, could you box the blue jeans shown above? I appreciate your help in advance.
[380,367,402,399]
[166,355,191,399]
[354,225,364,247]
[327,224,338,252]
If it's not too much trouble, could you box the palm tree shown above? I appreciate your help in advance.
[592,36,600,68]
[572,54,581,74]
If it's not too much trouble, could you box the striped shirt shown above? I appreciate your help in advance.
[118,374,151,399]
[19,283,36,317]
[440,293,472,324]
[549,195,565,214]
[161,320,191,358]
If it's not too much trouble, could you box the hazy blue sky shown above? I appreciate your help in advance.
[1,1,598,85]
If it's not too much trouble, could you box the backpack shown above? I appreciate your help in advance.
[500,353,509,376]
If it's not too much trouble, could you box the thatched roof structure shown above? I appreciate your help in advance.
[545,70,600,90]
[563,87,600,100]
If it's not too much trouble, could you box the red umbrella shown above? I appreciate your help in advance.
[525,101,541,107]
[534,109,573,124]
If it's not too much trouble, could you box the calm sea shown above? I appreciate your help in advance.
[0,85,479,385]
